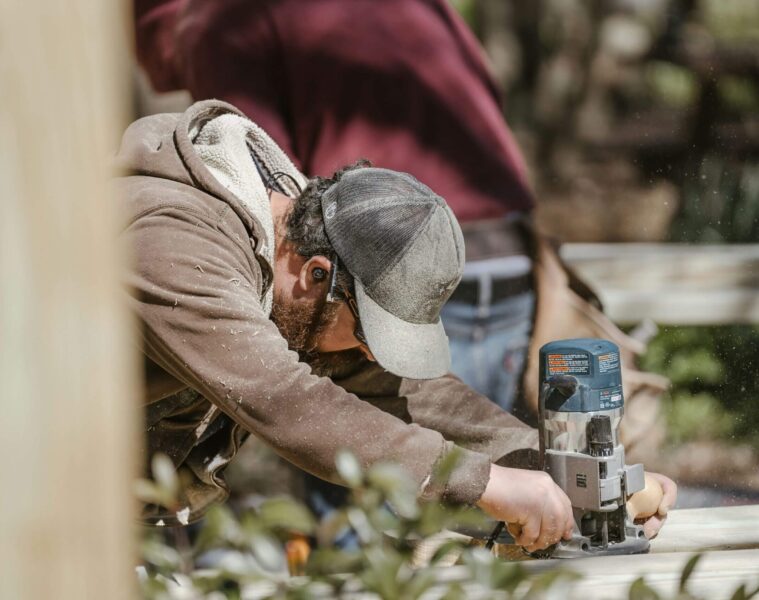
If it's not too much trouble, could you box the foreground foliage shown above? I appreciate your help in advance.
[137,452,757,599]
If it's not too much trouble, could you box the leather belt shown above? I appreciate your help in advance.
[449,273,532,305]
[460,217,530,262]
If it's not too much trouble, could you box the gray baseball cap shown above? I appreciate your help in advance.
[320,167,465,379]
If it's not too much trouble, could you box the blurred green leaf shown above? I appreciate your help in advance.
[250,533,286,573]
[347,507,377,545]
[258,496,315,536]
[335,450,363,488]
[429,539,467,566]
[417,502,457,537]
[190,570,246,596]
[141,537,183,572]
[525,568,582,595]
[701,0,759,42]
[360,546,403,599]
[433,447,463,484]
[151,453,179,502]
[368,462,420,521]
[138,575,170,598]
[462,547,528,592]
[440,583,468,600]
[194,505,244,552]
[679,554,703,593]
[306,547,363,577]
[646,62,699,108]
[315,509,351,549]
[718,76,759,112]
[367,462,413,495]
[443,506,490,532]
[629,576,661,600]
[134,478,175,510]
[666,392,735,444]
[667,348,723,387]
[448,0,476,28]
[403,568,437,600]
[730,584,749,600]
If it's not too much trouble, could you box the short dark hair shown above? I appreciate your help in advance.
[285,160,371,300]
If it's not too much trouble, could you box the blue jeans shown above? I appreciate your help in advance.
[441,290,534,412]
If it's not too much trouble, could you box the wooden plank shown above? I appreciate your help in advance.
[538,549,759,599]
[417,505,759,566]
[170,507,759,598]
[432,549,759,599]
[593,289,759,325]
[0,1,138,599]
[650,505,759,553]
[561,243,759,324]
[562,243,759,288]
[517,506,759,597]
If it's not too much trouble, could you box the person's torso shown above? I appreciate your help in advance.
[278,0,533,221]
[180,0,534,221]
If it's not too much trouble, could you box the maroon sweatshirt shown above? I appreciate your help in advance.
[134,0,534,222]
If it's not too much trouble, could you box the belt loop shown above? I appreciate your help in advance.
[478,274,492,319]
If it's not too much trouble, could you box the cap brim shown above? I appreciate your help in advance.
[354,280,451,379]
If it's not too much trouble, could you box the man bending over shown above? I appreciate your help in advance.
[116,100,674,550]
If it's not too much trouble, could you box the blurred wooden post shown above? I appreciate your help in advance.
[0,1,138,599]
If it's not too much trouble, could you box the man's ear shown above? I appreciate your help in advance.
[298,255,332,296]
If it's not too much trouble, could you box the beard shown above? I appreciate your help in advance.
[270,294,368,378]
[270,294,339,354]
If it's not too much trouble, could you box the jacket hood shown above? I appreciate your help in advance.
[115,100,307,315]
[114,100,305,237]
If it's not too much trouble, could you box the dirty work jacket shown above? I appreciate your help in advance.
[115,100,538,526]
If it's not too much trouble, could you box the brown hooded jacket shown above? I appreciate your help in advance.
[114,100,537,526]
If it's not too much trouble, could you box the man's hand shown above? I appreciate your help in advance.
[635,471,677,539]
[476,465,574,552]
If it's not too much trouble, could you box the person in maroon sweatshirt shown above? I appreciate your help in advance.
[134,0,541,543]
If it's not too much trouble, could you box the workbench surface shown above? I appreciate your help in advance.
[522,505,759,598]
[530,547,759,599]
[649,504,759,553]
[418,505,759,598]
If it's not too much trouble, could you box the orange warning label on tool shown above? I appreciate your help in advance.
[598,352,619,374]
[547,353,591,375]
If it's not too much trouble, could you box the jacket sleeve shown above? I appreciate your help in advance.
[124,204,491,505]
[332,362,540,470]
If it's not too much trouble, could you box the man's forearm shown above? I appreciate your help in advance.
[332,361,539,469]
[398,373,540,468]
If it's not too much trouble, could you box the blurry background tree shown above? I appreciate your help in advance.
[452,0,759,244]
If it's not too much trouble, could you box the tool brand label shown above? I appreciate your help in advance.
[598,352,620,374]
[547,353,590,375]
[599,387,623,409]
